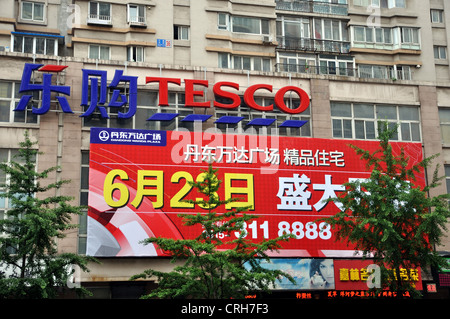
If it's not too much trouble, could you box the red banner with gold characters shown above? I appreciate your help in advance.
[86,128,425,257]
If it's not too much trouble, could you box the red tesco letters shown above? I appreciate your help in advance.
[145,77,310,114]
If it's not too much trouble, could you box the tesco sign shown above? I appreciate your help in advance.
[147,77,310,114]
[14,63,310,124]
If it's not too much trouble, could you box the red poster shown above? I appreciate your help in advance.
[87,128,425,257]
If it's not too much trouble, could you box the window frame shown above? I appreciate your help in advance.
[127,4,146,24]
[88,44,111,60]
[439,108,450,144]
[21,1,45,22]
[331,102,421,142]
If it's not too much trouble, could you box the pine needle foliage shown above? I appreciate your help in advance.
[319,122,450,298]
[0,131,95,299]
[131,164,294,299]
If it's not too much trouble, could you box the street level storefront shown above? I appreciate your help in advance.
[247,258,423,299]
[0,55,449,299]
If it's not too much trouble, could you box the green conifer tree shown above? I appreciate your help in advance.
[0,131,95,299]
[319,122,450,298]
[132,164,294,299]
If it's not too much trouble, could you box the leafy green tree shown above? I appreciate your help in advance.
[132,164,294,299]
[319,122,450,298]
[0,131,95,299]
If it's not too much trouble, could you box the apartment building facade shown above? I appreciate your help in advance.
[0,0,450,298]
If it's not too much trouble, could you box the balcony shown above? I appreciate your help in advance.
[276,63,356,77]
[129,15,146,27]
[275,0,348,16]
[87,14,112,26]
[277,36,350,54]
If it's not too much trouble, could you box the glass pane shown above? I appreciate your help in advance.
[89,2,98,15]
[285,21,301,38]
[439,108,450,122]
[243,57,251,70]
[331,102,351,117]
[89,46,99,59]
[366,121,376,139]
[354,104,374,118]
[401,122,411,141]
[22,2,33,19]
[35,38,45,54]
[0,82,12,98]
[354,27,365,42]
[377,105,397,120]
[129,6,137,20]
[13,36,23,52]
[355,120,365,139]
[399,106,419,121]
[24,37,33,53]
[0,101,10,122]
[232,16,260,34]
[100,46,109,59]
[135,108,157,130]
[411,122,420,141]
[332,119,342,138]
[441,125,450,143]
[46,39,55,55]
[34,3,44,21]
[261,19,269,34]
[99,3,110,16]
[343,119,352,138]
[324,20,332,39]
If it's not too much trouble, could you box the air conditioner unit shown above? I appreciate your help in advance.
[262,36,272,44]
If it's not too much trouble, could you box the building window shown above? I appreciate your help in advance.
[174,25,189,40]
[431,10,444,24]
[388,0,405,8]
[218,53,271,72]
[401,27,420,47]
[319,56,355,76]
[88,45,110,60]
[434,46,447,60]
[88,1,111,25]
[12,34,57,55]
[445,165,450,195]
[0,81,38,124]
[357,64,410,80]
[21,1,44,22]
[231,16,270,35]
[78,151,89,255]
[353,26,419,50]
[127,46,144,62]
[439,108,450,144]
[396,65,411,80]
[358,64,393,79]
[354,0,380,6]
[331,102,421,141]
[277,53,317,74]
[127,4,145,25]
[218,13,229,30]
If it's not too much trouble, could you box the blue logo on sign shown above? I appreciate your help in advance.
[90,128,167,146]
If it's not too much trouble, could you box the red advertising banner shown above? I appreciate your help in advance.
[87,128,425,257]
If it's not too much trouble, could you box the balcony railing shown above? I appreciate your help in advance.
[276,63,412,80]
[277,36,351,54]
[276,0,348,16]
[276,63,356,77]
[87,14,112,25]
[129,16,146,26]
